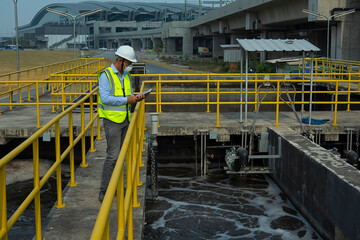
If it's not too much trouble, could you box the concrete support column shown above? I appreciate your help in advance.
[153,38,163,50]
[93,22,99,49]
[333,14,360,60]
[166,38,176,54]
[151,37,156,49]
[260,31,267,61]
[161,38,166,52]
[182,29,193,56]
[213,35,226,59]
[131,39,141,50]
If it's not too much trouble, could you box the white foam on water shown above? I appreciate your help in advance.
[145,167,321,239]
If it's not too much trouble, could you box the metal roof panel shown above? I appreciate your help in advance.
[236,39,320,52]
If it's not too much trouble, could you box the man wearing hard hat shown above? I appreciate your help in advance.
[98,45,146,202]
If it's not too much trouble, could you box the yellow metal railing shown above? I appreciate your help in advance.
[0,58,105,113]
[134,72,360,127]
[1,58,360,239]
[0,87,101,240]
[90,85,146,240]
[0,59,105,127]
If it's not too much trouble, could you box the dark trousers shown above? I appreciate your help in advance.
[100,118,129,191]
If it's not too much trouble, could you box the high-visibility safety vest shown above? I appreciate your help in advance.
[98,67,132,123]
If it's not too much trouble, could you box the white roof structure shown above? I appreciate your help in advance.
[220,44,240,49]
[236,39,320,52]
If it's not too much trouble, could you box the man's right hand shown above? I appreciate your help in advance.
[127,96,138,104]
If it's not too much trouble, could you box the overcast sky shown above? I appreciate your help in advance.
[0,0,200,37]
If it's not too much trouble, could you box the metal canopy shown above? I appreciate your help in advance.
[234,38,320,126]
[236,38,320,52]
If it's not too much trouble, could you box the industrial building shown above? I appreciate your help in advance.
[18,0,360,60]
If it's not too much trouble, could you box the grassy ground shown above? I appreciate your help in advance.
[0,50,95,74]
[0,50,96,93]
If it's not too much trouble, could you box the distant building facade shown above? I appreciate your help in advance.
[18,0,360,60]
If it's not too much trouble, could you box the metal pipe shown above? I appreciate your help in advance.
[200,132,203,176]
[301,51,305,117]
[204,131,207,175]
[240,50,243,122]
[73,16,76,59]
[245,51,248,124]
[308,53,314,127]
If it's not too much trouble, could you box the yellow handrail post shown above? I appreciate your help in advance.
[68,111,78,187]
[97,114,102,141]
[254,75,258,112]
[140,102,146,162]
[275,80,280,126]
[206,74,210,113]
[27,70,31,101]
[55,121,66,208]
[80,103,88,168]
[8,75,12,111]
[358,67,360,91]
[126,140,134,240]
[103,218,110,240]
[32,138,43,240]
[62,75,66,112]
[117,167,125,235]
[51,81,56,113]
[333,81,339,126]
[18,71,22,104]
[156,80,159,113]
[159,76,162,113]
[347,73,351,112]
[132,130,140,207]
[0,165,7,240]
[56,77,60,110]
[216,81,221,127]
[36,82,41,128]
[89,85,96,152]
[41,67,45,94]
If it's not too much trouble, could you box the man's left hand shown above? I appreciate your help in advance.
[136,93,146,102]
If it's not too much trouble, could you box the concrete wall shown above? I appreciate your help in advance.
[268,127,360,240]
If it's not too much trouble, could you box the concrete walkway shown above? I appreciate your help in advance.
[146,110,360,137]
[43,131,147,240]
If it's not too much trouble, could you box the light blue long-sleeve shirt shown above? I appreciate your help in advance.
[99,64,133,106]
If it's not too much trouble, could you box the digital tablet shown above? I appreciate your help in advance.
[136,88,152,96]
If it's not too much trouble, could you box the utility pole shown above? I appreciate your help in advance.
[13,0,20,73]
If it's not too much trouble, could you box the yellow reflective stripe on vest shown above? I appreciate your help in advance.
[98,104,127,111]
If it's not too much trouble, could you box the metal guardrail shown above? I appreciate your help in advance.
[0,88,101,240]
[134,71,360,127]
[90,85,146,240]
[0,58,105,110]
[1,58,360,239]
[0,58,105,128]
[301,58,360,82]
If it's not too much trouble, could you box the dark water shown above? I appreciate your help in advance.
[144,165,321,240]
[6,175,69,240]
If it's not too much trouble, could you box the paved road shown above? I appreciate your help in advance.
[92,50,180,74]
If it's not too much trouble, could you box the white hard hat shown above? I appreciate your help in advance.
[115,45,137,63]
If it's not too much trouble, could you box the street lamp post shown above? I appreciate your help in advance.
[46,8,102,59]
[13,0,20,72]
[303,8,355,59]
